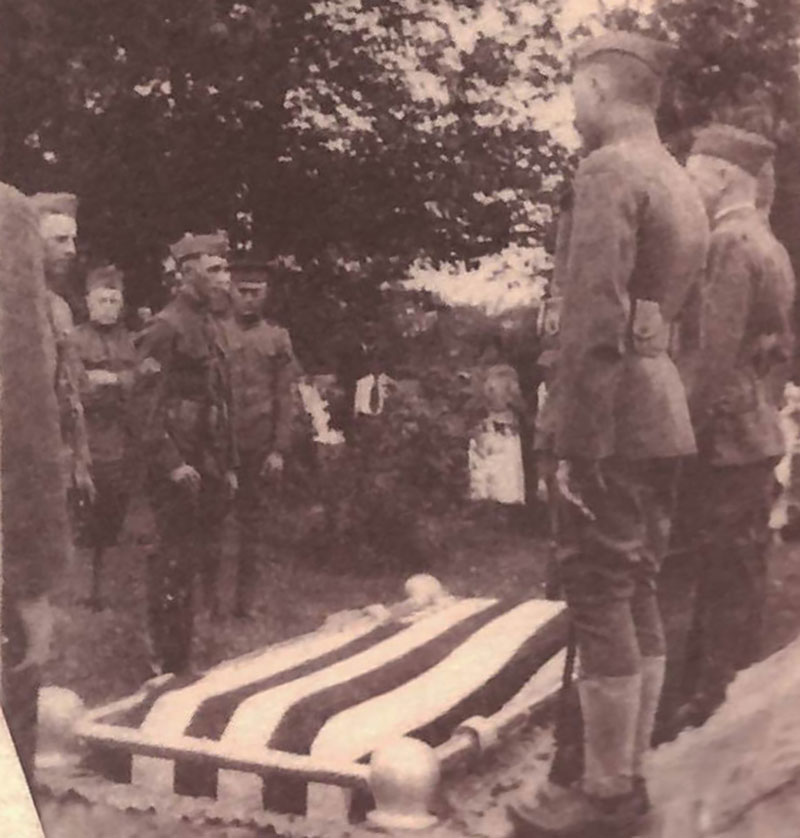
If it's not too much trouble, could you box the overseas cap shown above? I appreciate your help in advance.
[30,192,78,219]
[231,258,270,286]
[169,231,229,264]
[690,124,776,176]
[574,32,676,78]
[86,264,124,293]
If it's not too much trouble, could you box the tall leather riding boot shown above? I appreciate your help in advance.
[633,656,666,778]
[580,673,641,799]
[509,673,643,837]
[200,541,221,619]
[234,539,258,618]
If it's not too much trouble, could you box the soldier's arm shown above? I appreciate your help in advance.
[57,332,93,481]
[272,329,300,454]
[134,317,185,475]
[112,330,139,393]
[560,155,638,362]
[693,231,754,420]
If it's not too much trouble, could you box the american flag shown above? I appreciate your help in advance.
[80,596,567,821]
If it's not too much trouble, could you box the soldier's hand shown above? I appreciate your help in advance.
[225,470,239,499]
[260,452,284,479]
[13,596,56,671]
[138,357,162,378]
[170,463,201,490]
[87,369,119,387]
[73,461,97,504]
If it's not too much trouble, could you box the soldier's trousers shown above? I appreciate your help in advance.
[146,473,229,673]
[548,457,679,784]
[659,458,776,722]
[233,458,271,611]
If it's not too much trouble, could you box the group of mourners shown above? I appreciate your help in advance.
[510,31,797,838]
[29,198,301,680]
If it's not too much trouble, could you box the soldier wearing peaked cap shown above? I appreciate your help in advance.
[510,32,710,837]
[220,259,299,618]
[30,191,96,518]
[659,126,795,736]
[72,265,137,610]
[135,232,238,672]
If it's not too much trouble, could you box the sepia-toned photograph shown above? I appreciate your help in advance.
[2,0,800,836]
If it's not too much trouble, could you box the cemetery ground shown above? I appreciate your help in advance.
[48,493,547,707]
[49,490,800,709]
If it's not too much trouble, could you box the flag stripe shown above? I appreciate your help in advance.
[261,600,514,812]
[408,605,567,746]
[171,621,405,798]
[311,600,567,761]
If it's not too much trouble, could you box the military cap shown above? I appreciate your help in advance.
[30,192,78,219]
[169,230,229,264]
[231,258,270,286]
[86,264,124,292]
[574,31,676,78]
[690,124,776,176]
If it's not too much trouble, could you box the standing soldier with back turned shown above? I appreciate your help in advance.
[509,33,709,837]
[664,126,795,734]
[136,232,238,674]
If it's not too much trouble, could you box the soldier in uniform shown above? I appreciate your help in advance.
[136,232,237,671]
[72,265,137,610]
[30,192,95,507]
[666,126,795,732]
[224,261,297,618]
[1,181,71,789]
[510,33,709,837]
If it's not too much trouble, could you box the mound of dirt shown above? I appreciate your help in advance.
[646,633,800,837]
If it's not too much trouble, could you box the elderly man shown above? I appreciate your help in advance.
[664,127,795,735]
[223,260,297,618]
[30,191,95,507]
[72,265,137,610]
[509,32,709,837]
[1,182,71,789]
[136,232,237,672]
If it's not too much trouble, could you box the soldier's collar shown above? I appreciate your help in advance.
[713,202,756,225]
[603,115,659,147]
[177,284,207,311]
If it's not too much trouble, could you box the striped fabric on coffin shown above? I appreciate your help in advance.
[84,597,567,819]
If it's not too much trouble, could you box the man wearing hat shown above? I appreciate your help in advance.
[663,126,795,733]
[72,265,137,610]
[136,232,238,671]
[222,259,297,618]
[510,32,709,836]
[30,191,95,507]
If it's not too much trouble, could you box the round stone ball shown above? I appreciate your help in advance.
[404,574,444,608]
[368,737,440,830]
[37,687,85,764]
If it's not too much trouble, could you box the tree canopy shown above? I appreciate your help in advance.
[2,0,799,338]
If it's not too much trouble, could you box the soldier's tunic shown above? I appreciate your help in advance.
[220,316,296,609]
[549,124,709,680]
[671,205,795,715]
[46,288,93,490]
[73,321,137,548]
[136,289,236,673]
